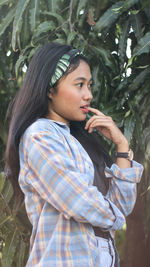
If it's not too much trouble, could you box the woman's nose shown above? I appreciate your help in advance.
[83,87,93,101]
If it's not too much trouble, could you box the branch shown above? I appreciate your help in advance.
[68,0,74,32]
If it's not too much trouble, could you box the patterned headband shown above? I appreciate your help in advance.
[49,49,83,87]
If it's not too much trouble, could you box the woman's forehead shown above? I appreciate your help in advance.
[65,60,92,81]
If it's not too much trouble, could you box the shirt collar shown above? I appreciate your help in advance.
[48,119,70,132]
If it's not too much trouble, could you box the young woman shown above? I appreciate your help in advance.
[5,42,143,267]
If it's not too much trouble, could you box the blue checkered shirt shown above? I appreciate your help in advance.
[19,118,143,267]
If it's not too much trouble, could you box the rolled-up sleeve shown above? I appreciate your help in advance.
[24,131,125,231]
[105,161,143,216]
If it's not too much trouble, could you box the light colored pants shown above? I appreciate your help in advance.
[96,236,119,267]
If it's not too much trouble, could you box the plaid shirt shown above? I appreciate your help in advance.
[19,118,143,267]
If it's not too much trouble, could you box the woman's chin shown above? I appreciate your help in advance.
[76,114,87,121]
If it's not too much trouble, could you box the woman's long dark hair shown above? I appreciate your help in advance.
[5,42,112,200]
[70,121,112,195]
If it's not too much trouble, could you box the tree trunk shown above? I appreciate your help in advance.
[146,229,150,265]
[121,195,149,267]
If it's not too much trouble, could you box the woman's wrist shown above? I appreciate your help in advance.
[116,139,129,153]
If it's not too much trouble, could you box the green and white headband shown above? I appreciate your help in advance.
[50,49,83,87]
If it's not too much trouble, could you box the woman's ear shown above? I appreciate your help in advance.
[47,88,54,100]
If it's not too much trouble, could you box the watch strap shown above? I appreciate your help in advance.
[114,149,134,161]
[115,152,129,158]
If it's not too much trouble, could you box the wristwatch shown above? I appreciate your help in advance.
[115,149,134,161]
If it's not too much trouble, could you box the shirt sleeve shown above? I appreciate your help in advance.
[105,161,143,216]
[24,131,125,231]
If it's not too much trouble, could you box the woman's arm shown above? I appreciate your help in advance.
[85,107,131,169]
[85,107,143,216]
[105,161,143,216]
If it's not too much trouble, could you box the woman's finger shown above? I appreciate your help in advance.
[85,115,101,129]
[85,115,112,130]
[88,107,105,116]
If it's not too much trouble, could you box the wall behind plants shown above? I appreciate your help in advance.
[0,0,150,266]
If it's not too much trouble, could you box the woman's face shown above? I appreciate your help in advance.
[47,60,93,125]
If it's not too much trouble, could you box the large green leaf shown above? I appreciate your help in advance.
[12,0,30,51]
[29,0,40,32]
[32,21,55,43]
[47,0,60,12]
[119,19,130,69]
[129,67,150,91]
[133,31,150,56]
[124,115,136,143]
[90,45,113,68]
[94,1,124,32]
[118,0,139,11]
[0,0,8,6]
[94,0,140,33]
[0,7,15,36]
[41,11,64,25]
[142,1,150,20]
[133,114,143,147]
[15,54,27,76]
[130,13,143,40]
[1,229,19,267]
[67,31,77,45]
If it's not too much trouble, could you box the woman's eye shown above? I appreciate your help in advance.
[88,83,93,89]
[76,82,83,87]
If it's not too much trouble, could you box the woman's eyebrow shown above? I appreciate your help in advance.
[74,77,93,82]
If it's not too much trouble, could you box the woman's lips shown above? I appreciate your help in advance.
[80,107,89,113]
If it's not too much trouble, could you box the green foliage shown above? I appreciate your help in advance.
[0,7,15,36]
[0,172,31,267]
[133,32,150,56]
[116,226,126,264]
[94,1,124,32]
[12,0,31,51]
[0,0,150,265]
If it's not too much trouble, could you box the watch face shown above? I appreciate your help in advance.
[129,149,134,160]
